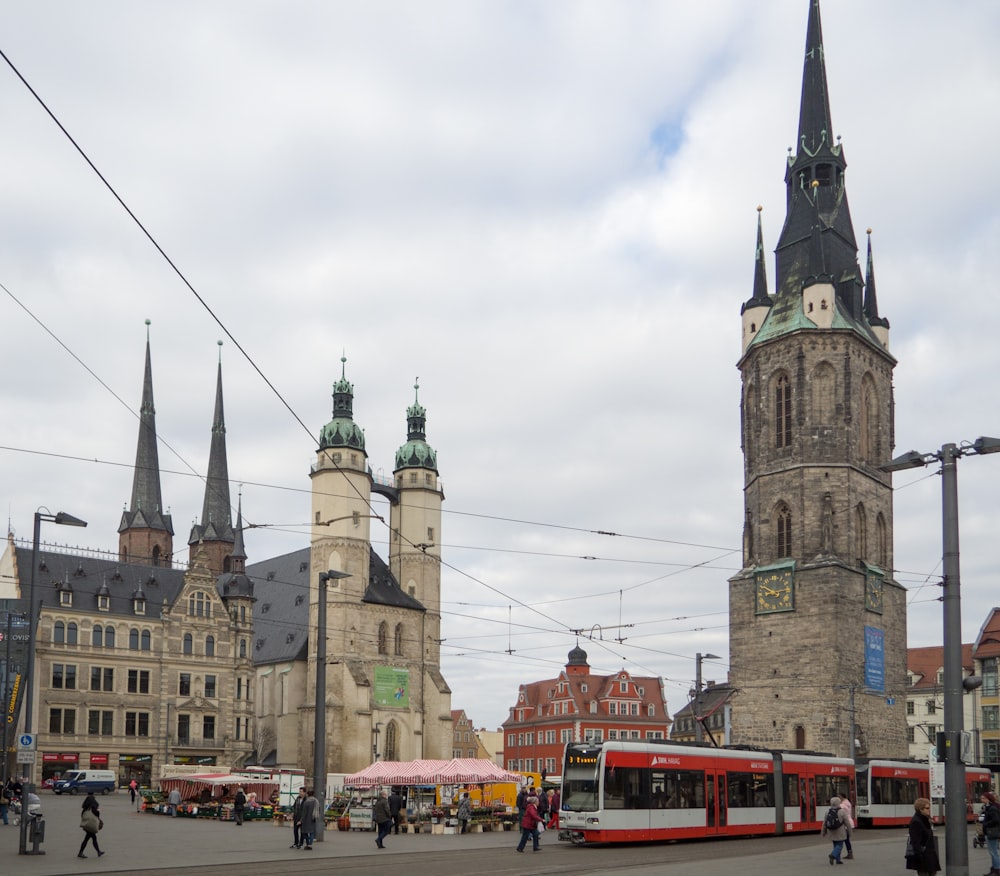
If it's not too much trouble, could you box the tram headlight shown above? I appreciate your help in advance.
[587,817,600,825]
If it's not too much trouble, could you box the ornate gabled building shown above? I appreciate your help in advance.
[502,646,670,777]
[728,0,907,758]
[1,331,255,786]
[248,365,452,774]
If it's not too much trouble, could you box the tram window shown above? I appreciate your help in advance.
[603,766,643,809]
[816,776,840,805]
[659,770,705,809]
[727,772,774,807]
[855,768,869,806]
[783,774,800,806]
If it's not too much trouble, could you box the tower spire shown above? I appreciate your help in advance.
[189,341,235,575]
[118,320,174,566]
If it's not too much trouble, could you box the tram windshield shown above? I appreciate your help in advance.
[563,745,601,811]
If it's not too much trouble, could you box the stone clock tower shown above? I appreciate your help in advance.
[728,0,907,759]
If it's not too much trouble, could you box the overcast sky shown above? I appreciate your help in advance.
[2,1,999,735]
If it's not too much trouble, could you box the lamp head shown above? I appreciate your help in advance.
[972,436,1000,456]
[319,569,352,582]
[880,450,930,472]
[54,512,88,528]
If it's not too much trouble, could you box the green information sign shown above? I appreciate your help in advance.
[373,666,410,708]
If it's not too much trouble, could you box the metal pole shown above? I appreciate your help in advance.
[695,654,704,744]
[313,572,328,843]
[1,610,12,790]
[940,444,967,876]
[19,512,41,855]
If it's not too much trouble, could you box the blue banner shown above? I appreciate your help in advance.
[864,626,885,692]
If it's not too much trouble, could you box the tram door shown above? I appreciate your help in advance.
[799,777,817,825]
[705,772,727,834]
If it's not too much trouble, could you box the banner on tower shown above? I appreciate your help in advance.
[374,666,410,708]
[864,626,885,692]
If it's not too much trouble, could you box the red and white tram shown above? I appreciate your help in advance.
[855,759,991,827]
[560,740,854,844]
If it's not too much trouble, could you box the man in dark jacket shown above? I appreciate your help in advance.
[290,787,307,849]
[233,787,247,826]
[388,788,403,834]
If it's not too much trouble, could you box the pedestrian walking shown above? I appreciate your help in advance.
[388,788,403,834]
[906,798,940,876]
[299,788,320,850]
[457,792,472,834]
[839,794,856,860]
[515,794,544,853]
[373,789,393,849]
[78,792,105,859]
[820,795,850,865]
[546,788,560,829]
[290,787,307,849]
[980,791,1000,876]
[233,787,247,825]
[128,778,139,808]
[167,787,181,816]
[0,785,9,825]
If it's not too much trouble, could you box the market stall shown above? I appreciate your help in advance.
[151,773,279,820]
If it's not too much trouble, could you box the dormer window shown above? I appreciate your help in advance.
[60,590,73,607]
[98,594,110,611]
[134,597,146,616]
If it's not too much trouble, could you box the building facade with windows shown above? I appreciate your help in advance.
[905,644,978,762]
[0,335,255,786]
[670,681,735,744]
[973,610,1000,770]
[501,646,670,777]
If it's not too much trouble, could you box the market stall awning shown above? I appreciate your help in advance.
[157,773,278,801]
[344,758,523,787]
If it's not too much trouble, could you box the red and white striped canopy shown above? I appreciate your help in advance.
[344,758,522,787]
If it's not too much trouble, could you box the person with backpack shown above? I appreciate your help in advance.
[839,794,856,860]
[821,795,851,865]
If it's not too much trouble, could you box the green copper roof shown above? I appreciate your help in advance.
[319,355,366,451]
[395,380,438,473]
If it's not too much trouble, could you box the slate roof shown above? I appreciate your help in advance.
[13,544,189,618]
[974,609,1000,660]
[907,643,975,691]
[246,545,425,666]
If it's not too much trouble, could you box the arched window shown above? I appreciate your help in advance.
[794,725,806,749]
[384,721,398,761]
[811,361,836,423]
[105,626,115,648]
[92,624,103,647]
[152,545,161,567]
[239,639,247,658]
[129,628,139,650]
[876,513,888,568]
[855,504,868,564]
[67,622,78,645]
[394,623,404,656]
[859,378,877,462]
[54,621,65,644]
[183,633,193,655]
[744,384,756,464]
[776,504,792,558]
[206,636,215,657]
[775,373,792,448]
[378,622,388,655]
[141,629,151,651]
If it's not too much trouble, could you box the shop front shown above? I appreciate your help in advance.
[41,752,78,786]
[119,754,153,788]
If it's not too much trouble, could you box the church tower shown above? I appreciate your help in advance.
[119,320,174,566]
[728,0,907,758]
[189,343,236,576]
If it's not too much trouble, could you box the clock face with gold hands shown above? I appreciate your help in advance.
[755,569,794,614]
[865,574,883,613]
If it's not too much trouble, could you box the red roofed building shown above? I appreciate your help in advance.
[501,645,670,776]
[905,643,977,762]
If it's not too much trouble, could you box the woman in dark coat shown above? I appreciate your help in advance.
[906,797,940,876]
[78,792,104,859]
[981,791,1000,876]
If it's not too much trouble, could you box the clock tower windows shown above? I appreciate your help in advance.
[855,504,868,564]
[776,505,792,558]
[775,374,792,448]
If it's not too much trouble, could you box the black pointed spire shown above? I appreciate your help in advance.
[742,206,772,314]
[119,321,173,550]
[864,229,890,330]
[796,0,834,161]
[232,494,247,568]
[190,342,234,548]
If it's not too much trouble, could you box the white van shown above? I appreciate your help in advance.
[53,769,116,795]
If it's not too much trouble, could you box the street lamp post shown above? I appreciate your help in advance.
[313,569,351,844]
[694,653,720,744]
[883,437,1000,876]
[20,508,87,855]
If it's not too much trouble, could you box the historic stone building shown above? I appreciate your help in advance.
[0,333,255,786]
[727,1,907,758]
[248,362,452,775]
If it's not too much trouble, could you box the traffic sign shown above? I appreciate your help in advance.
[18,733,35,750]
[16,751,35,764]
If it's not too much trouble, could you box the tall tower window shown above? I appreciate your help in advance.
[394,623,404,656]
[876,513,888,568]
[775,374,792,448]
[378,622,388,655]
[776,505,792,558]
[385,721,398,761]
[855,504,868,564]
